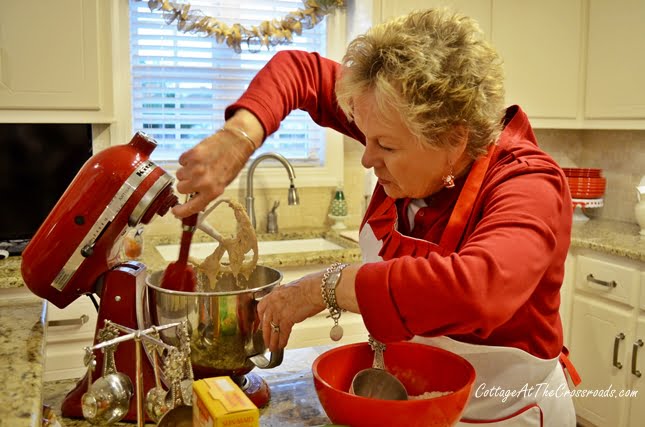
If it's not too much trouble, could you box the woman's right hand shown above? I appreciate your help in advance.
[172,109,264,218]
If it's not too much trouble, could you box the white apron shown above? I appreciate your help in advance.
[359,214,577,426]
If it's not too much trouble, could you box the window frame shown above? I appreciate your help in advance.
[119,2,348,190]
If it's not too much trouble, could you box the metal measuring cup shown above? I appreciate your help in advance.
[81,324,134,424]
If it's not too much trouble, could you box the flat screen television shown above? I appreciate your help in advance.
[0,123,93,255]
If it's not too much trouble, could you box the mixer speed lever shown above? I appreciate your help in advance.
[81,243,95,257]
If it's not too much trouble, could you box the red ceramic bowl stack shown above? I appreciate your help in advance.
[563,168,605,199]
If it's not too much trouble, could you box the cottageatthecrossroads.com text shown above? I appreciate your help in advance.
[475,383,638,402]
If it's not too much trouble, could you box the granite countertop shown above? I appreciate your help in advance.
[0,255,24,289]
[42,346,333,426]
[0,295,46,427]
[570,219,645,262]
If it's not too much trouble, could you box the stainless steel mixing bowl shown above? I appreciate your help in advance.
[139,266,284,379]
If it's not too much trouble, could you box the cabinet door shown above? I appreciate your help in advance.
[640,271,645,311]
[575,253,639,308]
[491,0,582,119]
[380,0,492,36]
[0,0,101,110]
[585,0,645,119]
[570,294,631,427]
[45,297,99,381]
[627,317,645,426]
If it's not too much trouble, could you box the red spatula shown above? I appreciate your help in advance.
[159,213,199,292]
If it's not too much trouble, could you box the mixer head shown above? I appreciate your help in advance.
[21,132,179,308]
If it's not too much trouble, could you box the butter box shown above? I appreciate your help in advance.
[193,376,259,427]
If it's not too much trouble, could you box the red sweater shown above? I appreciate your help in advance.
[226,51,572,359]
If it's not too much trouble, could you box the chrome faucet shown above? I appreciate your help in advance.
[245,152,299,229]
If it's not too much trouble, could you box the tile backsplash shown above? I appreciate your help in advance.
[536,129,645,224]
[144,129,645,238]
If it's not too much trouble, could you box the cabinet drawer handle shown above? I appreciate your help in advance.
[586,273,617,288]
[632,339,644,378]
[48,314,90,327]
[613,332,625,369]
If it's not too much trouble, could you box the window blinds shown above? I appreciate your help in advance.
[129,0,327,164]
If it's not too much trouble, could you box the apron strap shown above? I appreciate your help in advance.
[559,346,582,387]
[439,144,496,253]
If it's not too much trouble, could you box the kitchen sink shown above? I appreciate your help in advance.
[156,237,346,262]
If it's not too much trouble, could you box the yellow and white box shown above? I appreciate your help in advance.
[193,376,259,427]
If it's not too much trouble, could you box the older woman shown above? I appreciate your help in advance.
[173,8,577,426]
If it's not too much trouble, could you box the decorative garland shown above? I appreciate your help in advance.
[141,0,345,53]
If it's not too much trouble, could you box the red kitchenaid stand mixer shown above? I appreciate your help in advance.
[21,132,179,421]
[21,132,284,422]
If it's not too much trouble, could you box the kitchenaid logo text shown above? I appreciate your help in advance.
[135,161,154,177]
[475,382,638,402]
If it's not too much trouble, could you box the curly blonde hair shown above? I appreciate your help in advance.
[336,8,505,158]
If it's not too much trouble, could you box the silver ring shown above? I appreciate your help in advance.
[270,321,280,333]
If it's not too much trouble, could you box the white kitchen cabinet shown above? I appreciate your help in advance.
[0,0,114,122]
[641,271,645,311]
[44,296,99,381]
[626,317,645,426]
[584,0,645,120]
[570,294,632,426]
[491,0,583,120]
[569,249,645,427]
[575,253,641,308]
[378,0,583,121]
[379,0,492,36]
[376,0,645,129]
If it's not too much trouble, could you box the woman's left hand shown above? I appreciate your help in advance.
[257,272,326,352]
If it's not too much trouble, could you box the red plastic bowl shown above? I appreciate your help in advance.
[312,342,476,427]
[571,192,604,199]
[562,167,602,177]
[567,177,606,186]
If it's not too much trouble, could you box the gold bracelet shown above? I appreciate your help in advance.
[218,126,258,151]
[321,262,349,341]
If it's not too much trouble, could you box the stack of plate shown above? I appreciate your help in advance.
[563,168,605,199]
